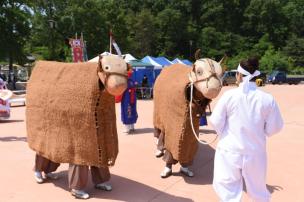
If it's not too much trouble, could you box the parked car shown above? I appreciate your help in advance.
[222,70,237,86]
[222,70,268,86]
[268,71,304,84]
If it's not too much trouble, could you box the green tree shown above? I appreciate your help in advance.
[0,0,32,86]
[242,0,288,47]
[283,35,304,68]
[126,9,158,57]
[283,0,304,37]
[155,8,188,57]
[260,47,289,73]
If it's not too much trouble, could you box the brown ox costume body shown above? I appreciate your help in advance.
[27,61,118,167]
[153,55,224,177]
[153,64,207,165]
[27,56,128,194]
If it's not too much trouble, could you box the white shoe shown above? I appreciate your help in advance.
[123,125,130,133]
[155,150,164,158]
[95,183,112,191]
[71,189,90,199]
[45,172,59,180]
[160,167,172,178]
[180,167,194,177]
[34,171,44,184]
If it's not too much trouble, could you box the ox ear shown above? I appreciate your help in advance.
[98,55,103,72]
[194,49,201,60]
[218,54,228,73]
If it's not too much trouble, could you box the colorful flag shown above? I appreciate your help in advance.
[69,38,84,63]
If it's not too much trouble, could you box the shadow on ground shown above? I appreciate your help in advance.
[50,171,193,201]
[0,119,24,123]
[128,127,155,135]
[182,144,215,185]
[0,136,27,142]
[267,184,284,193]
[199,128,217,134]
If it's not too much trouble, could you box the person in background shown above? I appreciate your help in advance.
[141,75,149,98]
[141,74,148,87]
[121,70,138,134]
[210,57,283,202]
[199,104,211,126]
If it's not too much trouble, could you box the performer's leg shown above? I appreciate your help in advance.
[123,124,130,133]
[68,164,90,199]
[34,154,60,183]
[154,129,165,158]
[91,166,112,191]
[160,151,178,178]
[180,161,194,177]
[154,127,161,138]
[213,148,243,202]
[242,153,271,202]
[130,124,135,131]
[179,164,194,177]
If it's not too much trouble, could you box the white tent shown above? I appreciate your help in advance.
[141,56,162,69]
[123,54,136,62]
[88,52,136,63]
[171,58,185,64]
[88,52,113,63]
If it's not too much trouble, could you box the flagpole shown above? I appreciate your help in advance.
[109,29,112,54]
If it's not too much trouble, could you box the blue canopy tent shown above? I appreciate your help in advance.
[182,59,193,66]
[171,58,186,64]
[154,57,173,67]
[141,56,163,86]
[128,60,154,87]
[152,56,174,80]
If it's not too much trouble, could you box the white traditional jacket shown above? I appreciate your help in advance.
[210,82,284,154]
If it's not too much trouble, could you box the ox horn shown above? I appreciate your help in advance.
[194,49,201,60]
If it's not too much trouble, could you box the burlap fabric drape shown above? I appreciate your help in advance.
[153,64,200,164]
[26,61,118,167]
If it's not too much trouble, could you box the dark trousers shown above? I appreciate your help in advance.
[68,164,110,190]
[35,154,60,173]
[156,130,192,167]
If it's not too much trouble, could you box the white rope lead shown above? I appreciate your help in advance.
[188,77,218,145]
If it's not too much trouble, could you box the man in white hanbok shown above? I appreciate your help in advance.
[210,57,283,202]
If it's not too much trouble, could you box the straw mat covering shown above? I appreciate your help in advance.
[26,61,118,167]
[153,64,200,164]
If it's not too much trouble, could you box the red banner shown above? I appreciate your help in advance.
[69,39,83,63]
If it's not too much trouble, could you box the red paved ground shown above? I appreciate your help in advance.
[0,84,303,202]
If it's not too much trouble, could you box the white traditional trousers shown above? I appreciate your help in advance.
[213,148,271,202]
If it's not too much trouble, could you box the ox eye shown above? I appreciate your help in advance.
[104,65,111,71]
[197,69,203,75]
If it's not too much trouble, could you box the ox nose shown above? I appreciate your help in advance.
[105,76,128,96]
[195,78,222,99]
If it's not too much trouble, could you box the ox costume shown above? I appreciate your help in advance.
[210,65,283,202]
[26,60,122,199]
[153,63,215,177]
[121,72,138,133]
